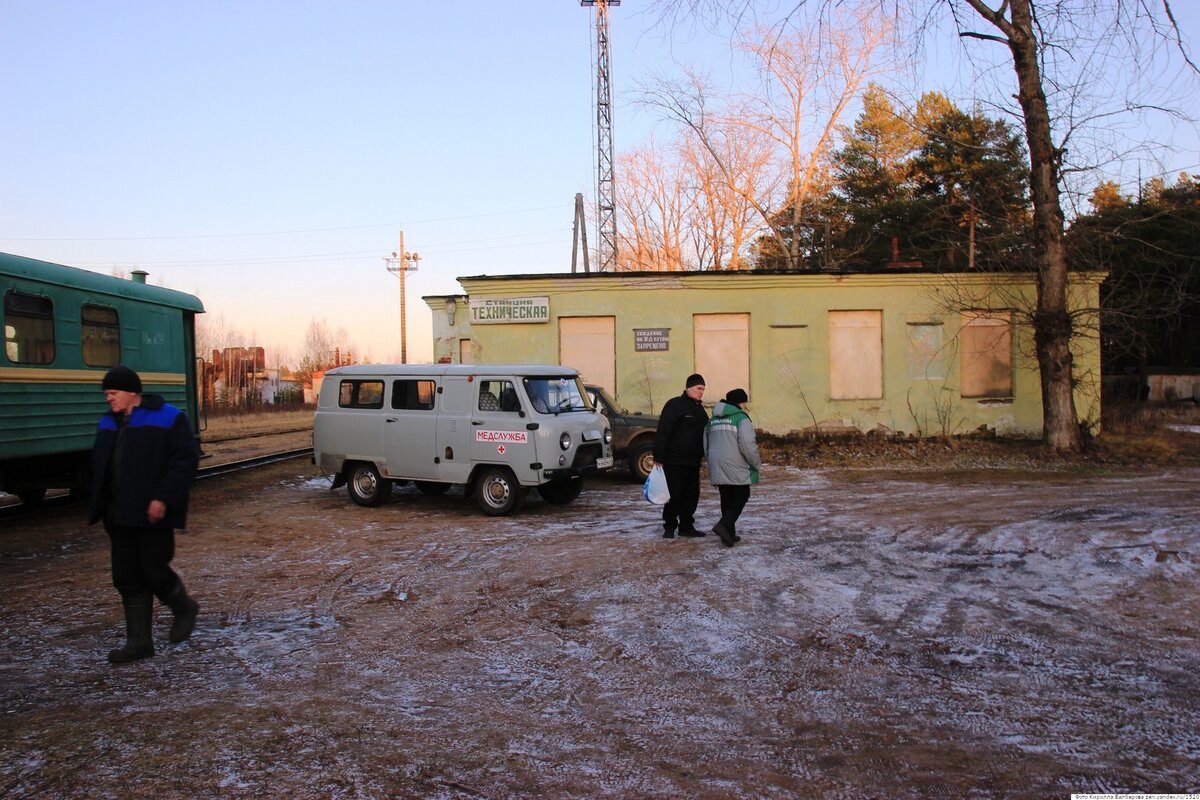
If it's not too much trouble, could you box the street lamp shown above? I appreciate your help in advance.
[384,231,420,364]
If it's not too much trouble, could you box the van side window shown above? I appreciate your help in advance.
[338,379,384,409]
[82,304,120,367]
[4,291,55,364]
[392,379,435,410]
[478,379,518,412]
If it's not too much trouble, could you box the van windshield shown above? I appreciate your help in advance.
[523,376,591,414]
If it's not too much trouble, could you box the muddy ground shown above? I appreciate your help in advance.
[1,441,1198,799]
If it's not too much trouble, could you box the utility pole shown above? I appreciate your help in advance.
[571,192,591,274]
[384,232,420,364]
[581,0,618,272]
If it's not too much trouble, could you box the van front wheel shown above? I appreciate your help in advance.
[475,467,525,516]
[347,462,392,507]
[538,478,582,505]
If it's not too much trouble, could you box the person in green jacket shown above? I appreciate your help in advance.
[704,388,761,547]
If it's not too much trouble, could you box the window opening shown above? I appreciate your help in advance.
[82,304,120,367]
[338,379,385,408]
[4,291,55,364]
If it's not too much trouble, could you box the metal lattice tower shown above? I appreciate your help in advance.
[581,0,618,272]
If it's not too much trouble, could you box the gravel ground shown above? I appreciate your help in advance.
[1,441,1197,798]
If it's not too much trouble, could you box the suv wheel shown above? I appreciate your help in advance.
[628,441,655,482]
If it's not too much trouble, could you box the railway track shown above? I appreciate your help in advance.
[0,447,314,522]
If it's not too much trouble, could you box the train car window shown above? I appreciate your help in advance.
[391,379,436,410]
[4,291,55,364]
[338,379,384,409]
[81,305,120,367]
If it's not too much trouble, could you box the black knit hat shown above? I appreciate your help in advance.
[725,388,748,406]
[101,365,143,394]
[685,373,706,388]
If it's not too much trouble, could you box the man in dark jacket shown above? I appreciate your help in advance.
[652,373,709,539]
[88,366,200,664]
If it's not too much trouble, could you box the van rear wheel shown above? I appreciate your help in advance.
[474,467,525,516]
[347,463,392,507]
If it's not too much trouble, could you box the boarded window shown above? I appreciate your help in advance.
[4,291,55,364]
[906,321,946,381]
[391,379,435,410]
[695,313,750,399]
[338,379,384,409]
[559,316,615,393]
[829,310,882,400]
[82,305,120,367]
[960,311,1013,398]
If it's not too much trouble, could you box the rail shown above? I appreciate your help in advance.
[0,447,314,522]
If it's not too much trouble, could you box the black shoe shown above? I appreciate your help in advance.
[678,527,705,538]
[663,524,676,539]
[713,522,736,547]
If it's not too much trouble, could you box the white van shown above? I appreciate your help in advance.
[313,364,613,515]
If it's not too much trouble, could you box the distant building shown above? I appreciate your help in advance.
[204,346,266,408]
[424,268,1106,438]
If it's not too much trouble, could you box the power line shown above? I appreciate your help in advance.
[0,203,573,243]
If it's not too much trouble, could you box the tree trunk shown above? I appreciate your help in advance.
[1006,0,1082,451]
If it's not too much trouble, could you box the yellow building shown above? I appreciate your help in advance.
[424,269,1105,437]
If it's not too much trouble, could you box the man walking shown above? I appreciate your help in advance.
[653,373,709,539]
[88,366,200,664]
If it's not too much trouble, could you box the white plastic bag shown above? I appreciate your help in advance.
[643,465,670,505]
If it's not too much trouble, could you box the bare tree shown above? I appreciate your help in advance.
[644,0,1198,452]
[615,141,691,271]
[615,123,774,270]
[637,7,896,270]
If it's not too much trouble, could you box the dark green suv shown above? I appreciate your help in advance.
[585,384,659,481]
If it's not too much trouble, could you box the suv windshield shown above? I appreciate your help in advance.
[523,376,592,414]
[587,385,628,416]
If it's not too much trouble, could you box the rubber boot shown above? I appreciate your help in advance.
[108,595,155,664]
[164,581,199,644]
[713,521,737,547]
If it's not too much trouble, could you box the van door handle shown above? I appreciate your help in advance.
[386,417,398,423]
[472,420,485,425]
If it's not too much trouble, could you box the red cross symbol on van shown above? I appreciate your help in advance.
[497,445,507,455]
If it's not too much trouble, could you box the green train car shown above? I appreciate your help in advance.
[1,252,205,505]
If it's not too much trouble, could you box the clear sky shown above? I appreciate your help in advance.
[3,1,1197,366]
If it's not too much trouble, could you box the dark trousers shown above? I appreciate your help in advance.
[662,464,701,531]
[106,523,181,603]
[717,484,751,533]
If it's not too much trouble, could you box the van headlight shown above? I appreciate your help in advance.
[603,428,612,445]
[559,432,572,451]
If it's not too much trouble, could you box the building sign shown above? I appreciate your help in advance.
[470,296,550,324]
[634,328,670,352]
